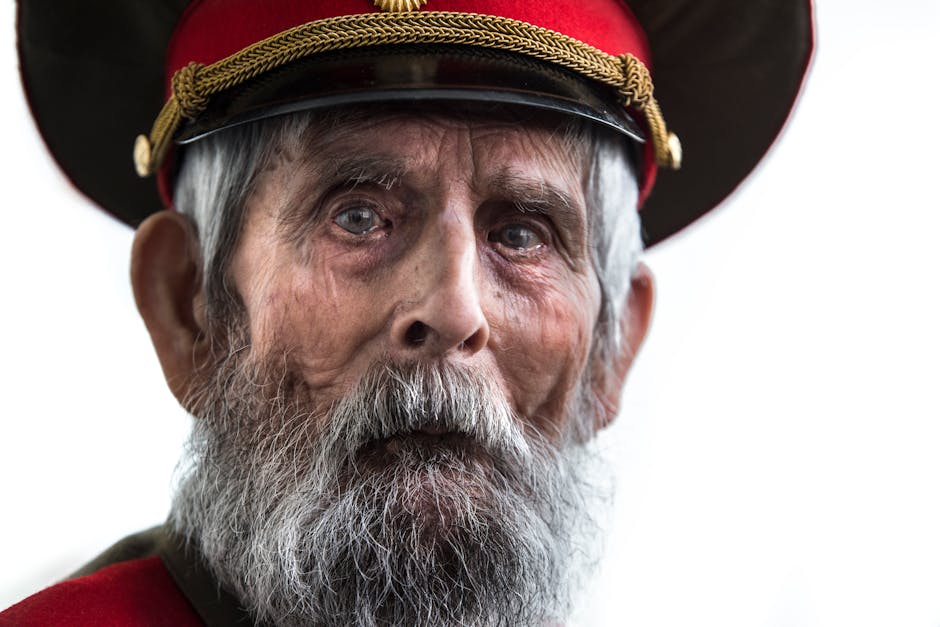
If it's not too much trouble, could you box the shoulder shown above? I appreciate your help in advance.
[0,556,202,627]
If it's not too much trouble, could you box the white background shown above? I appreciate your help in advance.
[2,2,939,625]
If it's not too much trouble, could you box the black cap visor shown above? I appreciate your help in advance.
[176,46,645,146]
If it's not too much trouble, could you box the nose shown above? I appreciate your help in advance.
[391,219,490,357]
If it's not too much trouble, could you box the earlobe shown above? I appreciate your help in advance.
[130,210,209,405]
[590,262,655,432]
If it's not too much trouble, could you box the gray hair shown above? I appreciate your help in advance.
[173,106,644,357]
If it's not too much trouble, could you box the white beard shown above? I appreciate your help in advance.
[170,341,607,627]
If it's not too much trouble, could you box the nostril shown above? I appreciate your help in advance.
[405,321,429,346]
[460,326,487,353]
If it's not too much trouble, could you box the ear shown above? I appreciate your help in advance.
[590,262,655,431]
[131,209,209,405]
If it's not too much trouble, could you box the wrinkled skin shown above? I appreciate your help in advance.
[229,113,602,441]
[131,109,654,625]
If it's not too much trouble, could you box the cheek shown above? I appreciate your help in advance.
[491,271,600,422]
[245,254,389,391]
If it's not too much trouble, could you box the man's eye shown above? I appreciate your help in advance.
[334,206,382,235]
[491,224,543,251]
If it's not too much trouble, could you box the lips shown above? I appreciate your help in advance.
[381,430,467,452]
[354,430,487,467]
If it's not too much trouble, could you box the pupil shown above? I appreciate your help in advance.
[340,207,375,233]
[504,226,530,248]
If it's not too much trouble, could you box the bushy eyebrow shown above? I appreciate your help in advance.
[276,154,408,240]
[320,154,408,190]
[488,170,587,257]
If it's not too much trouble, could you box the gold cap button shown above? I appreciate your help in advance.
[667,132,683,169]
[133,134,152,177]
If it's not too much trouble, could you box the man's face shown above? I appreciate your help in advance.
[229,112,602,441]
[140,109,649,626]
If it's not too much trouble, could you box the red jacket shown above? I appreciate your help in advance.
[0,527,253,626]
[0,556,202,626]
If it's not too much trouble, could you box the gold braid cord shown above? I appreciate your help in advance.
[134,11,681,176]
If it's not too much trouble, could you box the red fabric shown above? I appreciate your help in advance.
[0,557,203,627]
[166,0,651,81]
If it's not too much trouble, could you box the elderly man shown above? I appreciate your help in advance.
[7,0,811,625]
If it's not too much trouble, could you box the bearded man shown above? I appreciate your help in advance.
[6,0,812,625]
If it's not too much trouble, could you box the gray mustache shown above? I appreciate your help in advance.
[326,361,532,461]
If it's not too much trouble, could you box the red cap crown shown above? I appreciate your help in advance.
[159,0,659,203]
[167,0,652,80]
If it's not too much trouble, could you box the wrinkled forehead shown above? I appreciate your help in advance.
[273,102,595,168]
[238,105,596,232]
[226,103,606,215]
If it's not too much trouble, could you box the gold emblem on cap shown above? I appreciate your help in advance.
[374,0,427,12]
